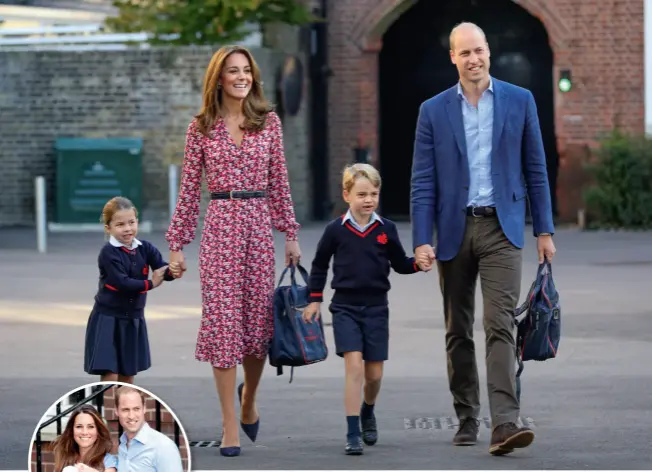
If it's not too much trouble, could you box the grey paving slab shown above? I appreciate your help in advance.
[1,225,651,470]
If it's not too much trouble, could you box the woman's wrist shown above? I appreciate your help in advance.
[285,227,299,242]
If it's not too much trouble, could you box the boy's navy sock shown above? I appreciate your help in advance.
[346,415,361,440]
[361,401,375,420]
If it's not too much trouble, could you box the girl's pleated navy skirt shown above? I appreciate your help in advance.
[84,306,151,376]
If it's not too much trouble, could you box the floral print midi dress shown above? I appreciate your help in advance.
[165,112,300,369]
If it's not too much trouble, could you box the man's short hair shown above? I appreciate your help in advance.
[449,22,487,51]
[115,386,146,409]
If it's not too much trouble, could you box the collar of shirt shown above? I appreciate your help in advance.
[342,210,383,231]
[109,235,142,250]
[120,421,152,446]
[457,76,494,100]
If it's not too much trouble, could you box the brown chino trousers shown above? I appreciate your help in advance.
[437,214,522,427]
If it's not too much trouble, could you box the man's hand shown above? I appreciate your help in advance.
[169,251,187,278]
[302,302,321,323]
[537,234,556,263]
[415,244,436,272]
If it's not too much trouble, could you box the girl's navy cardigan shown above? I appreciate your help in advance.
[93,240,174,318]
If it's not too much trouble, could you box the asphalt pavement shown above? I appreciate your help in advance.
[1,224,651,470]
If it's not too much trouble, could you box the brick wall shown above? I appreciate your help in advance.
[30,448,54,472]
[326,0,645,221]
[30,385,189,472]
[0,45,311,227]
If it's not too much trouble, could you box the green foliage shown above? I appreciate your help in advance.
[105,0,315,45]
[583,130,652,229]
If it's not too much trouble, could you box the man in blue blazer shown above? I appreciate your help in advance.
[410,22,556,456]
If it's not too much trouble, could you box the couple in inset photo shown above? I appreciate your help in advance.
[30,384,188,472]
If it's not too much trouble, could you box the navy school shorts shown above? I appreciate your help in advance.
[329,302,389,361]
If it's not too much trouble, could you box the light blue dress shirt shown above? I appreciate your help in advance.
[342,209,383,232]
[457,78,495,207]
[104,453,118,470]
[117,422,183,472]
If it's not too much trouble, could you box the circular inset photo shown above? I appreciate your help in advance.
[28,382,190,472]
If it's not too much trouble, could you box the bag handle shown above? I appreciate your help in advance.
[539,260,552,277]
[277,262,309,287]
[514,261,552,319]
[291,263,310,286]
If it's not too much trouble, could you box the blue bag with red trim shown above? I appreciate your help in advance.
[514,261,561,400]
[268,263,328,383]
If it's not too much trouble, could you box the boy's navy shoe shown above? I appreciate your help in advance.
[360,412,378,446]
[345,436,364,455]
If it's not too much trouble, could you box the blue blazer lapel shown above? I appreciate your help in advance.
[491,79,509,171]
[445,88,468,160]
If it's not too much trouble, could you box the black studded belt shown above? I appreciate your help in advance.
[467,206,496,217]
[211,191,267,200]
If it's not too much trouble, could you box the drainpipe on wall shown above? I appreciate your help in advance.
[646,0,652,135]
[309,0,332,219]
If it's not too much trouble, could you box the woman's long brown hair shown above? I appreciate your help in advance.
[50,405,114,472]
[195,45,273,136]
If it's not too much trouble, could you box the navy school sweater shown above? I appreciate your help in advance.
[94,240,175,318]
[307,215,420,306]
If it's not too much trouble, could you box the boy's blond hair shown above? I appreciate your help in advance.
[342,163,382,193]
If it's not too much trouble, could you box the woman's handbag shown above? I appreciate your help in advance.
[268,263,328,383]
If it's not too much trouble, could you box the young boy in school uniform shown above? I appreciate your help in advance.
[302,163,422,455]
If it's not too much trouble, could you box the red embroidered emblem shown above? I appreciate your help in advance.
[142,266,149,275]
[377,233,388,245]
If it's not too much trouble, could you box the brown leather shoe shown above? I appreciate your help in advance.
[453,417,480,446]
[489,422,534,456]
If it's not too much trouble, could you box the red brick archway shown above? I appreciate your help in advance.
[325,0,644,222]
[350,0,571,51]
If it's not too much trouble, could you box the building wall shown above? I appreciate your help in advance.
[0,46,311,227]
[326,0,645,222]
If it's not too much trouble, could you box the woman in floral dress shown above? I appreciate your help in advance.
[165,45,301,456]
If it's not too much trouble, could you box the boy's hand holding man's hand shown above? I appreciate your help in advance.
[302,302,321,323]
[415,244,436,272]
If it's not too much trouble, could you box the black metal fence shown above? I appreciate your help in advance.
[33,385,181,472]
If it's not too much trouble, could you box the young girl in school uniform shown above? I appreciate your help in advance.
[84,196,177,384]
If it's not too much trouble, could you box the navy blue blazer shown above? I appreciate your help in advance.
[410,78,555,261]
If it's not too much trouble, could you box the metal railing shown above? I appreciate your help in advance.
[35,384,111,472]
[34,385,181,472]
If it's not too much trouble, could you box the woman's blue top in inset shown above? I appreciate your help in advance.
[104,453,118,470]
